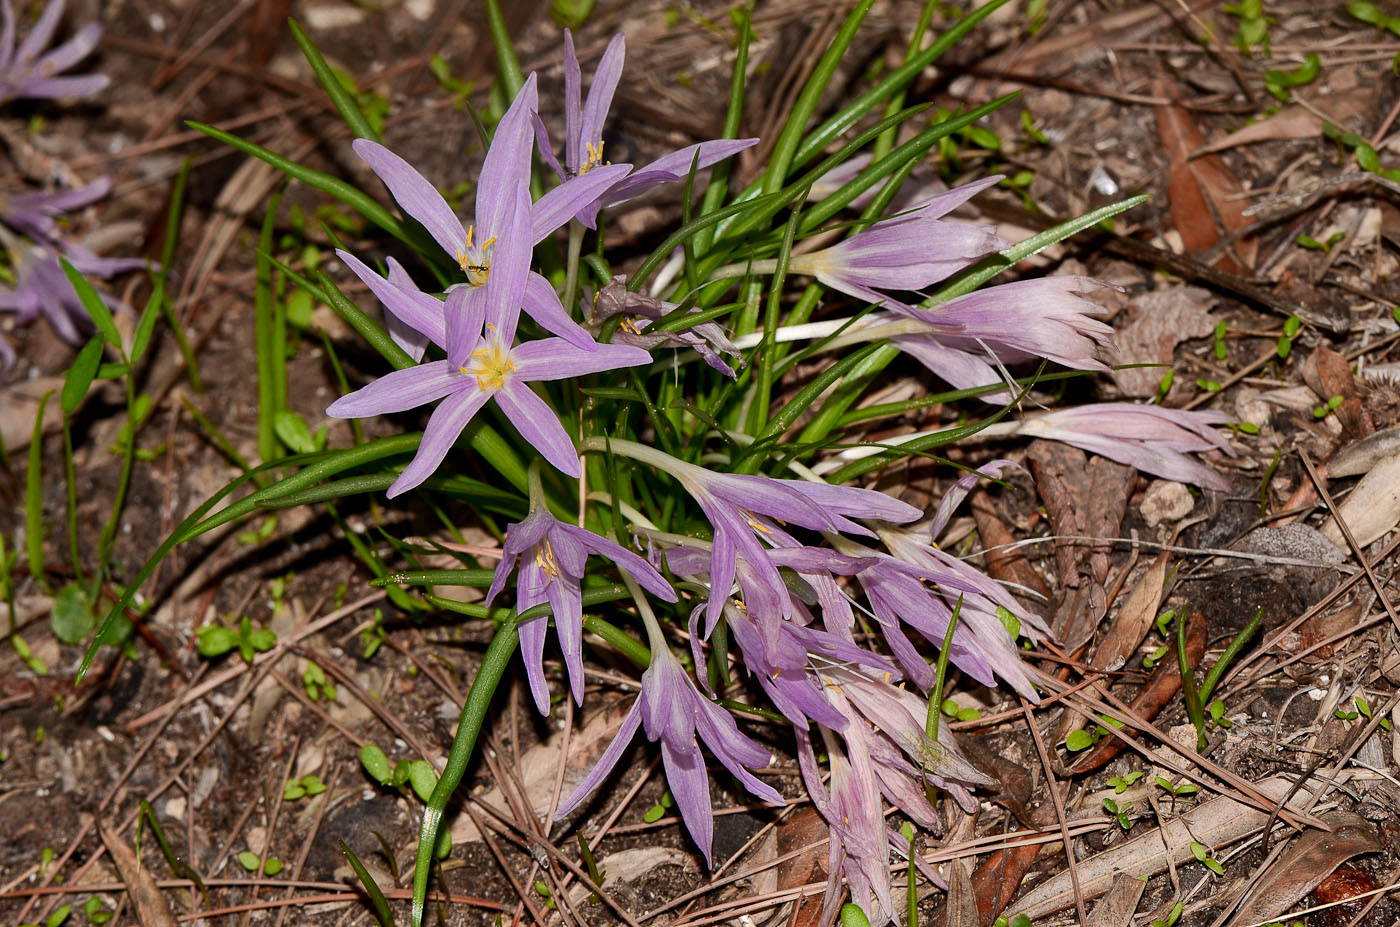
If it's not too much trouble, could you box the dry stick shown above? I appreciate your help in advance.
[267,669,365,746]
[125,591,386,731]
[12,663,208,924]
[287,644,437,767]
[1020,698,1088,927]
[271,768,340,927]
[150,0,258,89]
[1300,451,1400,637]
[239,735,303,927]
[460,800,548,927]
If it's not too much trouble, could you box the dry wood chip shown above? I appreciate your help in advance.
[1093,553,1168,673]
[99,824,180,927]
[1085,874,1147,927]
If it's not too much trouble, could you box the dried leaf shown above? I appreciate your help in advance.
[1086,874,1146,927]
[943,859,979,927]
[1227,812,1379,926]
[1197,106,1324,154]
[1,376,64,452]
[1095,554,1169,672]
[100,825,180,927]
[1007,775,1329,921]
[1110,288,1218,398]
[1155,78,1257,272]
[1331,424,1400,478]
[1321,453,1400,549]
[565,847,691,908]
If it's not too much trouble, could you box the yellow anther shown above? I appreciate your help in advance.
[620,318,641,334]
[744,510,773,535]
[465,340,516,392]
[535,539,560,579]
[580,140,606,173]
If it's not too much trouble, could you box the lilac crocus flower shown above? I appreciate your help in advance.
[532,29,758,228]
[484,507,677,714]
[785,176,1006,306]
[0,241,143,362]
[0,0,107,105]
[556,641,783,865]
[326,188,652,494]
[0,176,111,247]
[887,276,1115,402]
[353,73,631,365]
[1018,402,1235,490]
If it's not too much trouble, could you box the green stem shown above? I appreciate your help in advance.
[925,595,962,741]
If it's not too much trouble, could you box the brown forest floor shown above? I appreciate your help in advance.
[3,1,1400,926]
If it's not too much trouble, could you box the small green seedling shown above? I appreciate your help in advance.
[1190,840,1225,875]
[1277,314,1302,360]
[82,896,112,925]
[302,660,337,702]
[1154,776,1199,797]
[1108,771,1144,793]
[643,788,676,823]
[1152,900,1185,927]
[1155,369,1175,403]
[1213,320,1229,361]
[236,851,282,875]
[1264,54,1321,102]
[1207,699,1232,729]
[1313,394,1345,419]
[1224,0,1273,53]
[941,698,982,722]
[1102,797,1132,830]
[1296,231,1345,253]
[1143,645,1170,670]
[283,775,328,800]
[196,616,277,663]
[1196,378,1222,393]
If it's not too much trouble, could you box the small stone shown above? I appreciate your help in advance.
[1140,480,1193,527]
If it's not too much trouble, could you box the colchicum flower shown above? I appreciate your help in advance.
[485,503,677,714]
[533,29,758,228]
[352,73,631,366]
[326,187,652,494]
[1018,402,1235,491]
[556,640,783,865]
[591,277,742,378]
[0,176,111,247]
[0,0,107,104]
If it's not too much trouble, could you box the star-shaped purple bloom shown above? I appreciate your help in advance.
[484,507,677,714]
[352,73,632,367]
[326,186,652,495]
[0,0,107,105]
[532,29,758,228]
[556,642,783,865]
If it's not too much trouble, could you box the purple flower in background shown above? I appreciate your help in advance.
[353,73,630,364]
[1019,402,1235,490]
[326,188,652,494]
[485,507,676,714]
[786,176,1005,305]
[591,277,742,378]
[556,642,783,865]
[532,29,758,228]
[0,176,111,247]
[0,0,107,105]
[889,276,1115,402]
[0,242,143,367]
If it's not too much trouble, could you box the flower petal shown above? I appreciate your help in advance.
[522,272,596,349]
[529,163,633,244]
[555,698,643,817]
[386,386,492,497]
[353,139,467,261]
[495,379,581,477]
[337,250,445,355]
[660,739,716,865]
[578,33,625,165]
[477,73,538,237]
[511,338,651,380]
[326,360,460,418]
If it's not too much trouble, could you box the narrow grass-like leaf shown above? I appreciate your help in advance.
[59,259,122,358]
[289,19,381,142]
[692,5,752,256]
[482,0,524,100]
[26,390,53,594]
[340,841,396,927]
[62,335,104,414]
[628,192,785,293]
[256,187,287,463]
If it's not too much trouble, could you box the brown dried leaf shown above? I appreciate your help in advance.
[943,859,979,927]
[1227,812,1379,926]
[100,825,179,927]
[1110,288,1218,398]
[0,376,64,452]
[1154,78,1257,272]
[776,805,831,927]
[1094,553,1169,672]
[1321,453,1400,548]
[1197,106,1324,154]
[1086,874,1147,927]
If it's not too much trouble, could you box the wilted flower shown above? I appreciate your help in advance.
[353,73,628,364]
[326,189,652,494]
[556,641,783,865]
[1018,402,1234,490]
[591,277,742,377]
[889,276,1115,402]
[785,176,1005,306]
[533,29,758,228]
[485,505,676,714]
[0,0,107,105]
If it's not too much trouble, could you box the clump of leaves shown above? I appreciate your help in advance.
[196,616,277,663]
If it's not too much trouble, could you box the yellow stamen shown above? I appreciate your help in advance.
[455,226,496,285]
[464,340,516,392]
[580,140,607,173]
[744,510,773,535]
[535,539,560,579]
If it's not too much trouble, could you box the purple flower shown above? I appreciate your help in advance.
[352,73,630,365]
[889,276,1115,402]
[591,276,742,378]
[0,242,143,367]
[1018,402,1235,490]
[337,250,442,363]
[786,176,1005,304]
[0,0,107,105]
[0,176,111,247]
[326,187,652,494]
[556,642,783,865]
[532,29,758,228]
[484,507,677,714]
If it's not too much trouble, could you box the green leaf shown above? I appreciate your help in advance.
[45,905,71,927]
[288,19,381,142]
[340,841,396,927]
[236,851,261,872]
[360,744,392,784]
[263,857,283,876]
[407,759,438,803]
[273,411,318,455]
[59,259,123,357]
[1065,728,1096,751]
[50,583,96,645]
[62,335,105,414]
[840,903,873,927]
[643,803,665,823]
[195,625,238,657]
[283,780,306,800]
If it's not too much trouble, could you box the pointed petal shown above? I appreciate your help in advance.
[517,591,554,715]
[529,163,633,244]
[354,139,467,262]
[338,250,445,353]
[14,0,61,64]
[560,524,677,601]
[481,184,532,345]
[562,29,582,174]
[326,361,460,418]
[532,112,566,181]
[35,21,100,74]
[522,272,596,349]
[511,338,651,380]
[495,379,581,477]
[477,72,538,237]
[660,739,715,866]
[446,282,488,370]
[579,32,625,160]
[636,138,759,179]
[11,73,106,99]
[555,698,643,817]
[386,387,492,497]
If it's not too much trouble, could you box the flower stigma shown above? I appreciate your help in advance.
[455,225,497,285]
[463,340,516,392]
